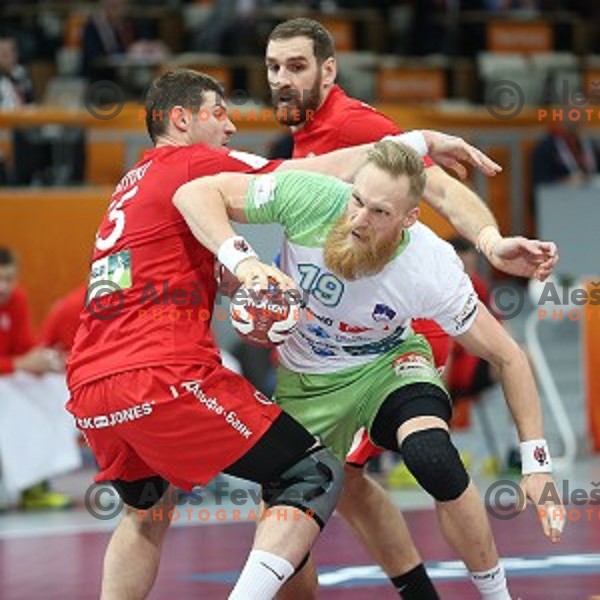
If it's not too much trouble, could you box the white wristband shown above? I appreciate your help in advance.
[383,131,428,157]
[520,439,552,474]
[217,236,258,275]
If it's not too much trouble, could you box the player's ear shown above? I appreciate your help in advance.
[169,105,191,132]
[321,56,336,88]
[403,206,420,228]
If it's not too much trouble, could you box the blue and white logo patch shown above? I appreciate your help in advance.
[372,303,396,322]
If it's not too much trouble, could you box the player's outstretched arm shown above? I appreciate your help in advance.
[424,169,559,281]
[455,304,543,443]
[174,173,294,291]
[455,303,565,542]
[422,165,497,246]
[277,130,501,182]
[478,227,558,281]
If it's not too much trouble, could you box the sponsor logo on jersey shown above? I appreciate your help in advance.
[339,322,373,334]
[77,401,154,429]
[372,303,397,322]
[341,324,407,357]
[334,333,373,343]
[453,292,478,331]
[392,351,436,378]
[306,308,334,327]
[179,380,253,439]
[307,324,330,339]
[311,344,336,357]
[89,249,133,291]
[299,329,338,357]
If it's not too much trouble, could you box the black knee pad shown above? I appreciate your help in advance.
[262,446,344,529]
[111,476,169,510]
[370,384,452,453]
[401,429,469,502]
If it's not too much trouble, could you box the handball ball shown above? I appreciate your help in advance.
[230,276,299,348]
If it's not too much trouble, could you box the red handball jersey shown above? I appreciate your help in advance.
[292,85,441,342]
[67,145,278,390]
[0,286,36,374]
[292,85,434,168]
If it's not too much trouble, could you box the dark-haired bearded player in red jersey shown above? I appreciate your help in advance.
[66,68,504,600]
[266,18,557,600]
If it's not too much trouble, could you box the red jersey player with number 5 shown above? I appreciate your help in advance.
[67,70,347,600]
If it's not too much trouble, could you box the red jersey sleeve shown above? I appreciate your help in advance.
[339,112,435,167]
[471,273,491,310]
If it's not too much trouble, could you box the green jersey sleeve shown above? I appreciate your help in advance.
[244,170,351,246]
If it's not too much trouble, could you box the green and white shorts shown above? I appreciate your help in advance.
[274,334,450,460]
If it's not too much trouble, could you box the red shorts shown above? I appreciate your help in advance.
[67,364,282,490]
[346,322,450,467]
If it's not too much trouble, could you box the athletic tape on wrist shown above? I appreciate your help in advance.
[476,225,502,258]
[383,131,428,157]
[520,439,552,474]
[217,236,258,275]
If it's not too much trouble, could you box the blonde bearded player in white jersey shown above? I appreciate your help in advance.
[265,17,560,600]
[175,140,565,600]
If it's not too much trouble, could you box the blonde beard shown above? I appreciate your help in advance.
[323,216,402,281]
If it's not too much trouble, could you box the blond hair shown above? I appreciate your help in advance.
[366,140,426,205]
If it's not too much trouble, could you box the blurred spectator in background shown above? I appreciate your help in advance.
[190,0,265,56]
[410,0,456,56]
[0,248,57,377]
[0,33,81,186]
[479,0,541,13]
[0,247,73,510]
[81,0,137,81]
[80,0,169,83]
[0,36,34,109]
[0,35,35,186]
[532,116,600,189]
[40,284,87,354]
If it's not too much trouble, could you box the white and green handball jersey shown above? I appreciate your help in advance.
[245,170,479,374]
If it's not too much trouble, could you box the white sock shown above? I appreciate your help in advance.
[229,549,295,599]
[471,563,512,600]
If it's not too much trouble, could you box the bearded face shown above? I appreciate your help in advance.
[323,213,403,281]
[271,70,322,126]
